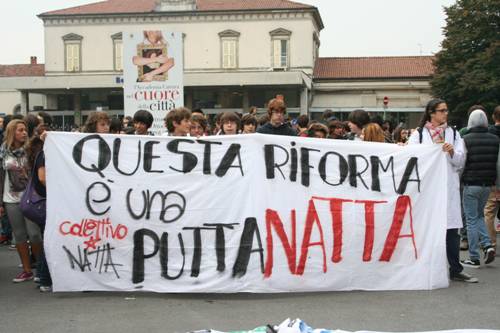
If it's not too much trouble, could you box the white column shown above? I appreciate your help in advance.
[20,91,29,115]
[185,90,193,109]
[300,87,309,115]
[242,87,249,112]
[74,93,82,126]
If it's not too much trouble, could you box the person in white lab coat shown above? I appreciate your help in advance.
[408,98,477,283]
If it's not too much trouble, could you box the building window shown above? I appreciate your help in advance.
[249,87,300,108]
[111,33,123,71]
[218,30,240,69]
[62,33,83,72]
[222,39,237,69]
[192,87,243,109]
[272,39,289,68]
[270,28,291,69]
[66,44,81,71]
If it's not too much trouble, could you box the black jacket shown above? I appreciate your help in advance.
[257,122,297,136]
[488,124,500,139]
[462,127,499,186]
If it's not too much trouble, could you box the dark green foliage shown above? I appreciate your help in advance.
[431,0,500,122]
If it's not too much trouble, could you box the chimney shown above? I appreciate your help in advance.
[30,56,37,65]
[156,0,196,11]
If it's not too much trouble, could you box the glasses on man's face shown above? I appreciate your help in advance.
[271,108,285,115]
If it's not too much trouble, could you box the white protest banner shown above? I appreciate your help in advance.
[123,30,183,135]
[45,133,448,292]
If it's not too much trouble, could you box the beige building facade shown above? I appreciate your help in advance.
[0,0,433,128]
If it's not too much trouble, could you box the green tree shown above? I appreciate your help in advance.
[431,0,500,122]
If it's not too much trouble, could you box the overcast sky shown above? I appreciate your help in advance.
[0,0,455,64]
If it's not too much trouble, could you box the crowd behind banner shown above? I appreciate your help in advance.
[0,96,499,292]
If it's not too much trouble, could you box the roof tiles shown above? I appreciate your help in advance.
[0,57,434,80]
[314,56,435,80]
[40,0,313,16]
[0,64,45,77]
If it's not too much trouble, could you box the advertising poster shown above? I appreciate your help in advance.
[124,30,183,135]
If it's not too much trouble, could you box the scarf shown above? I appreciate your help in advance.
[425,121,447,143]
[0,143,28,192]
[0,143,26,168]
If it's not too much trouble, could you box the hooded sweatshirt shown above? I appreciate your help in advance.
[462,110,500,186]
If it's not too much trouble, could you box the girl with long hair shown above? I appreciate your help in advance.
[0,120,42,282]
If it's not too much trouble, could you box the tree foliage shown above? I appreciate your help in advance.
[431,0,500,121]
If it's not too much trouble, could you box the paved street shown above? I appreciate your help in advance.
[1,237,499,333]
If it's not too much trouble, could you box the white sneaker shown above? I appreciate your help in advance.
[484,247,496,264]
[39,285,52,293]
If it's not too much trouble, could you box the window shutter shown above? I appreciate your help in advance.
[273,40,281,68]
[73,44,80,71]
[222,40,236,69]
[115,41,123,71]
[223,40,229,68]
[66,44,72,71]
[229,40,235,68]
[66,44,80,71]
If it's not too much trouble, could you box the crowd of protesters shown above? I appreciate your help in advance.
[0,96,499,292]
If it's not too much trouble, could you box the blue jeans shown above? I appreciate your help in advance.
[463,185,492,260]
[0,214,12,238]
[447,229,463,276]
[36,226,51,287]
[37,249,52,287]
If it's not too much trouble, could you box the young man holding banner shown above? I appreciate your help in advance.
[133,110,154,136]
[408,98,477,283]
[165,107,191,137]
[257,98,297,136]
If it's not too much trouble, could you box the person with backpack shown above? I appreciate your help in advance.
[408,99,476,283]
[460,109,498,268]
[483,105,500,252]
[0,120,43,282]
[25,125,51,291]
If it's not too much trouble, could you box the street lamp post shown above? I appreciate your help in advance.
[383,96,389,120]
